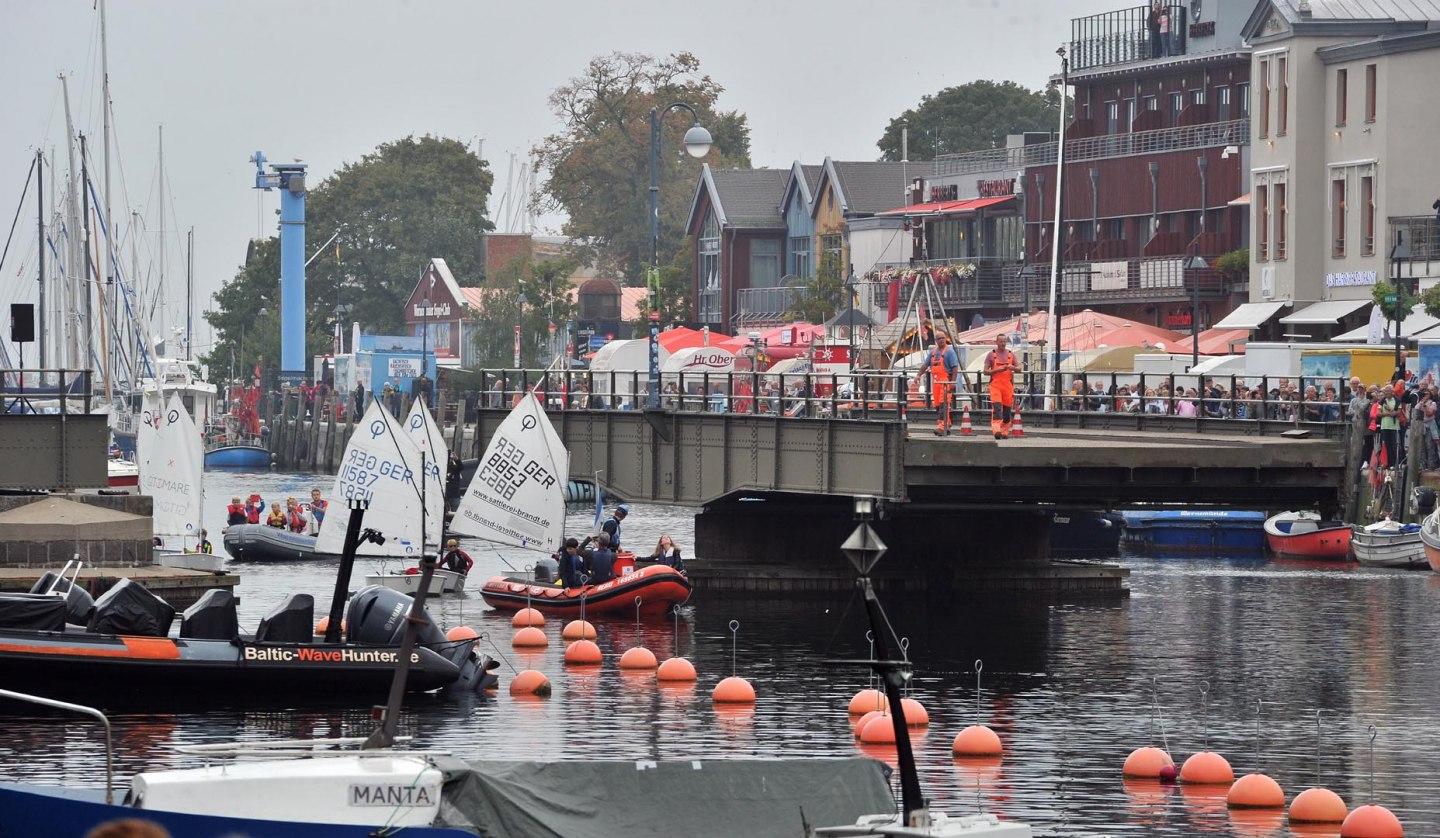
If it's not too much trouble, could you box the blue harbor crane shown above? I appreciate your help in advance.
[250,151,308,386]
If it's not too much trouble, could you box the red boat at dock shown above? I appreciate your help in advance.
[1264,511,1352,561]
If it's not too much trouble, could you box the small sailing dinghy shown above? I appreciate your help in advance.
[1263,510,1352,562]
[1352,518,1427,569]
[454,392,692,616]
[144,393,222,572]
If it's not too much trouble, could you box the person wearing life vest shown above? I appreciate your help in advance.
[284,497,307,533]
[912,335,961,435]
[600,504,629,551]
[984,334,1019,439]
[441,538,474,576]
[307,488,328,534]
[226,497,248,526]
[198,529,213,554]
[245,494,263,524]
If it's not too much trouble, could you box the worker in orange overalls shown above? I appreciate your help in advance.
[984,333,1019,439]
[913,334,960,435]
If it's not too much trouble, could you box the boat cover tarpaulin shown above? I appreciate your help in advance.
[86,579,175,636]
[433,758,894,838]
[0,594,66,631]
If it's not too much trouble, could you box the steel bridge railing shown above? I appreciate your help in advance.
[0,369,97,415]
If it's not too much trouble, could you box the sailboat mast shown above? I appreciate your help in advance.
[186,227,193,361]
[36,150,46,369]
[60,75,81,370]
[80,134,95,377]
[101,0,116,383]
[1045,48,1070,402]
[157,125,165,346]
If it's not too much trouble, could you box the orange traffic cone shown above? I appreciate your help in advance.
[1011,408,1024,438]
[959,403,973,435]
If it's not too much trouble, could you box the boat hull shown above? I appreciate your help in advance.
[1263,512,1352,561]
[480,565,691,616]
[205,445,272,469]
[1352,528,1427,569]
[1121,510,1266,553]
[1420,512,1440,572]
[0,628,461,702]
[0,783,474,838]
[1051,511,1123,556]
[365,569,464,596]
[224,524,326,562]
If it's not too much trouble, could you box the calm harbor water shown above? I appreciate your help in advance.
[3,469,1440,837]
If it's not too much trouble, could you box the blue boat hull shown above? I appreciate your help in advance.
[0,783,475,838]
[205,445,271,469]
[1121,510,1266,553]
[1051,510,1123,556]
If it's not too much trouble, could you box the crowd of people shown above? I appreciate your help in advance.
[1053,376,1347,421]
[225,487,329,535]
[1352,375,1440,472]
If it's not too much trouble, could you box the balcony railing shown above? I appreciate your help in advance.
[1005,253,1228,307]
[867,258,1013,308]
[734,285,812,329]
[1071,4,1188,72]
[930,119,1249,178]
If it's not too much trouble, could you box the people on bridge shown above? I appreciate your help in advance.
[983,334,1018,439]
[441,538,473,576]
[588,533,617,584]
[913,334,960,436]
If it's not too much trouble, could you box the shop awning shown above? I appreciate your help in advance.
[1227,193,1251,207]
[1213,301,1290,330]
[1278,299,1370,325]
[878,195,1016,216]
[1331,305,1440,341]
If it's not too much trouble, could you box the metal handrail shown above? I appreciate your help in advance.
[930,119,1249,177]
[0,688,114,803]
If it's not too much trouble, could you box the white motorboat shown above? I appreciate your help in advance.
[1352,518,1427,569]
[365,568,465,596]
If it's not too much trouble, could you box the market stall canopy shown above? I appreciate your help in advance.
[661,346,736,375]
[1331,304,1440,342]
[716,323,825,361]
[877,196,1015,216]
[657,326,713,352]
[953,309,1182,351]
[1213,301,1291,330]
[1279,299,1370,325]
[1170,328,1250,356]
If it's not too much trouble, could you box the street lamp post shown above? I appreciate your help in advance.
[420,296,430,407]
[648,103,713,409]
[1185,255,1208,371]
[1392,232,1412,380]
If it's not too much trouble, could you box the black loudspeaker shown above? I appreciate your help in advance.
[10,304,34,343]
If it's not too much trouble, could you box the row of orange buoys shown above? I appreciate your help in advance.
[846,659,1004,758]
[503,601,755,705]
[1122,687,1404,837]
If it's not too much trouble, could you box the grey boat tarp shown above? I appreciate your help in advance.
[433,757,895,838]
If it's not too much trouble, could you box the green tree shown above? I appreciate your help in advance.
[535,51,751,292]
[468,255,578,368]
[1375,280,1418,323]
[797,252,846,324]
[204,135,493,380]
[877,80,1065,161]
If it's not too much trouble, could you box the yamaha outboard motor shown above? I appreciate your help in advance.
[533,556,558,584]
[87,579,175,636]
[180,589,240,641]
[29,574,96,626]
[254,593,315,643]
[346,586,444,647]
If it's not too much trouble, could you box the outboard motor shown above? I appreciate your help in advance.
[533,556,558,584]
[180,589,239,640]
[29,574,96,626]
[254,593,314,643]
[346,586,445,647]
[87,579,175,636]
[450,653,502,695]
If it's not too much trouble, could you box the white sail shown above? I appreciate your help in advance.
[403,399,447,550]
[450,391,567,553]
[315,399,428,558]
[144,393,203,539]
[136,388,160,468]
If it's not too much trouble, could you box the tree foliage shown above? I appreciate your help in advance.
[204,136,493,381]
[1374,280,1419,324]
[535,52,751,292]
[797,252,846,325]
[468,255,578,368]
[877,80,1065,161]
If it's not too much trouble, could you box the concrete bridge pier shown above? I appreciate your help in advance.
[691,497,1128,596]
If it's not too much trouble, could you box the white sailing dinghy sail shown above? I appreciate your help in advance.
[144,393,220,570]
[364,399,460,595]
[316,400,427,560]
[451,391,568,555]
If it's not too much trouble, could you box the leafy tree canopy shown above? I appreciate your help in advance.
[204,135,493,381]
[535,51,751,292]
[877,80,1064,162]
[467,255,578,368]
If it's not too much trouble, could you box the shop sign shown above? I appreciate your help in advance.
[928,184,959,202]
[976,178,1015,198]
[1325,270,1377,288]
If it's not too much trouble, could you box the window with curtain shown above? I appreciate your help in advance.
[1362,175,1375,256]
[1278,55,1289,135]
[1256,184,1269,261]
[1331,178,1346,258]
[699,213,722,323]
[1259,61,1270,137]
[1275,183,1287,260]
[750,238,782,289]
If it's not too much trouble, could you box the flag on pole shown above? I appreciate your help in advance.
[592,479,604,536]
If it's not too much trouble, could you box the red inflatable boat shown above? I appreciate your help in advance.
[480,565,691,617]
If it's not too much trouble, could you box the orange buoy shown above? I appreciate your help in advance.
[445,625,478,642]
[952,725,1003,757]
[847,688,889,716]
[511,608,545,628]
[508,669,551,697]
[563,638,602,665]
[561,619,597,640]
[1289,787,1348,824]
[511,626,548,648]
[1227,773,1286,809]
[858,713,898,744]
[619,646,658,669]
[657,656,697,681]
[1181,751,1235,785]
[1122,746,1174,778]
[899,697,929,727]
[712,675,756,704]
[1340,804,1404,837]
[315,615,346,635]
[853,709,888,737]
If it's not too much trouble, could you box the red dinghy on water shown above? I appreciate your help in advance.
[1264,511,1352,561]
[480,565,691,617]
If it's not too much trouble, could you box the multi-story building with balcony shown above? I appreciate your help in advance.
[1240,0,1440,343]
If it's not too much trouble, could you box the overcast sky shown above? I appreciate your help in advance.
[1,0,1120,354]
